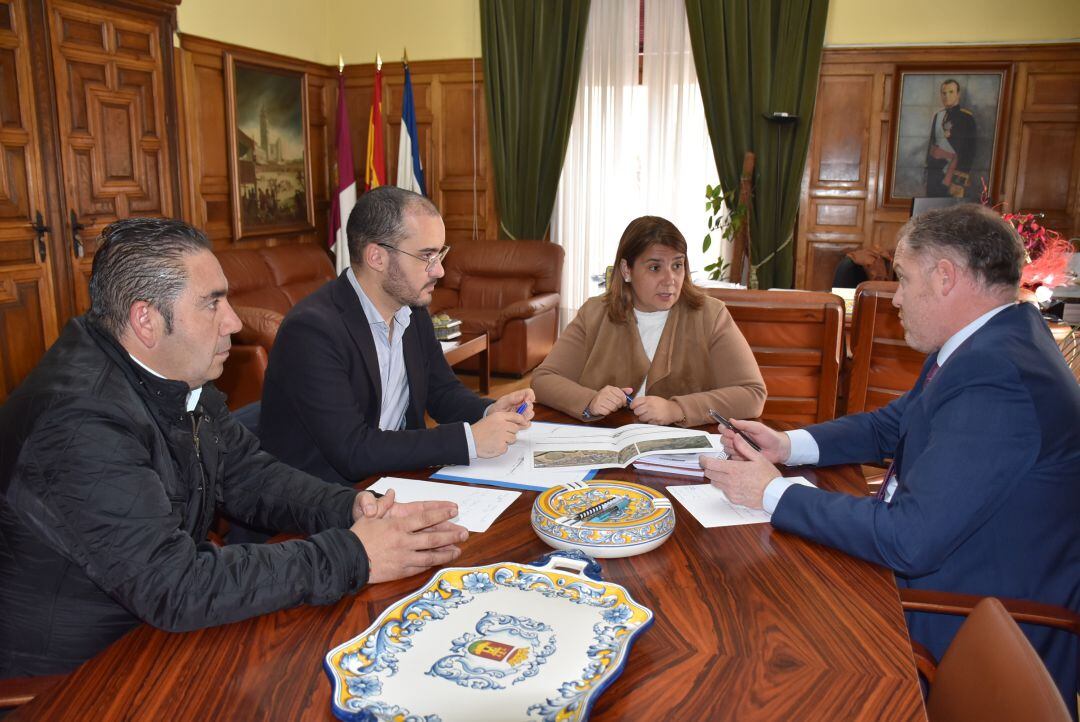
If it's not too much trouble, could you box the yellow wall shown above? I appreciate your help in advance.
[177,0,330,62]
[825,0,1080,45]
[177,0,1079,65]
[177,0,480,65]
[328,0,481,65]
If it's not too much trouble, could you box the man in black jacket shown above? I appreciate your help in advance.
[259,187,532,485]
[0,218,467,678]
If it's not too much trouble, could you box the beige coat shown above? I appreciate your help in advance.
[532,295,766,426]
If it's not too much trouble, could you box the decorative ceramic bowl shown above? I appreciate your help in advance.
[530,480,675,558]
[324,550,653,722]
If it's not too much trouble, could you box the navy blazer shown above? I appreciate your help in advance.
[259,272,492,485]
[773,302,1080,708]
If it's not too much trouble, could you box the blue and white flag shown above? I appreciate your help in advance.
[396,63,427,196]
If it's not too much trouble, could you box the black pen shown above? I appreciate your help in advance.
[707,409,762,452]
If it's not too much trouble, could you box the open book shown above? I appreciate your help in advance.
[529,423,723,472]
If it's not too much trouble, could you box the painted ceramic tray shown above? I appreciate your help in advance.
[531,480,675,558]
[324,550,653,722]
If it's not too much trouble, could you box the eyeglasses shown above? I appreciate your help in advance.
[377,243,450,271]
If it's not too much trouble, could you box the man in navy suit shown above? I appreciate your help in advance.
[702,204,1079,710]
[259,187,532,486]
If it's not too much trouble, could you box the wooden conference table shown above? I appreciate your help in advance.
[12,407,925,721]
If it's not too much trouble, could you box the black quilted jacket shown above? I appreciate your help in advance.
[0,317,367,677]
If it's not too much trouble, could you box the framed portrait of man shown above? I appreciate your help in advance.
[886,66,1010,205]
[225,54,315,240]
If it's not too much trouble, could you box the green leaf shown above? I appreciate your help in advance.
[703,234,712,252]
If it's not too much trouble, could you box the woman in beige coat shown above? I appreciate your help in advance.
[533,216,766,427]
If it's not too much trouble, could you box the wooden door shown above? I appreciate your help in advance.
[46,0,176,313]
[0,0,60,401]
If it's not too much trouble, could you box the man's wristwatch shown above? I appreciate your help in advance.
[582,406,597,421]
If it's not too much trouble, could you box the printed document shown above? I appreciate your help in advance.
[366,477,519,533]
[667,479,815,528]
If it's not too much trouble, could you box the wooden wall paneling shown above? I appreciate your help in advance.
[439,75,495,243]
[797,69,875,290]
[798,43,1080,290]
[342,58,497,247]
[1005,60,1080,237]
[177,43,229,241]
[0,0,59,402]
[307,73,332,249]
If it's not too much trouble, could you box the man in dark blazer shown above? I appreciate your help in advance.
[260,187,532,486]
[702,204,1079,711]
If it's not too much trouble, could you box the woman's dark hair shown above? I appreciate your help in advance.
[604,216,704,323]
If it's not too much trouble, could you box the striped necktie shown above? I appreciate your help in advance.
[876,362,940,501]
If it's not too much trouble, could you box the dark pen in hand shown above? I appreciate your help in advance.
[707,409,762,452]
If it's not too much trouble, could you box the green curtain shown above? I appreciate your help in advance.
[685,0,829,288]
[480,0,590,240]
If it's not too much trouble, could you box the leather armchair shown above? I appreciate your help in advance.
[215,244,336,409]
[430,240,564,376]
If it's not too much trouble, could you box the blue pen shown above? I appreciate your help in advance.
[624,390,635,406]
[592,496,630,522]
[515,401,528,415]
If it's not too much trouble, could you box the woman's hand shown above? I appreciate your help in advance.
[629,395,684,425]
[586,386,634,418]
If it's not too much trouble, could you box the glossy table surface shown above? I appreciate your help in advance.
[12,407,926,721]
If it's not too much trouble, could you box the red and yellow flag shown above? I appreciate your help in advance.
[365,57,386,190]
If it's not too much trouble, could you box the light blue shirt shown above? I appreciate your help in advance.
[347,268,478,457]
[763,302,1015,513]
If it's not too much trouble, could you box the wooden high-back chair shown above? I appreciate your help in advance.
[846,281,927,415]
[705,289,844,425]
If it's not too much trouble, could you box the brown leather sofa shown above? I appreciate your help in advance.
[430,240,564,376]
[215,244,336,409]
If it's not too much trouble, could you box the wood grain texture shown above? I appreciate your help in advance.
[0,0,59,404]
[9,407,925,721]
[704,288,845,425]
[846,281,927,415]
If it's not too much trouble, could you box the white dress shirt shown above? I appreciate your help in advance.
[762,303,1015,514]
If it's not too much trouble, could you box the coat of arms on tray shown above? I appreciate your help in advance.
[428,611,556,689]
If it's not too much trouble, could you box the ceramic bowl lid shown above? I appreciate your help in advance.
[531,480,675,558]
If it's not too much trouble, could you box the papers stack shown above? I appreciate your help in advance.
[632,447,727,478]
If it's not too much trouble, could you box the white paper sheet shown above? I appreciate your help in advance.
[666,484,773,528]
[366,477,520,533]
[431,422,593,491]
